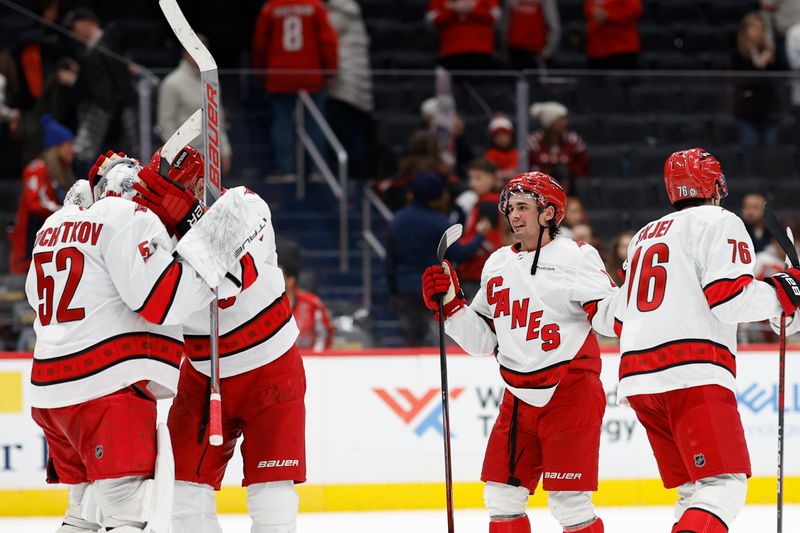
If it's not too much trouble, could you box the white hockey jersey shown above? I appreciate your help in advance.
[616,206,784,400]
[25,197,217,408]
[446,237,620,406]
[183,187,300,379]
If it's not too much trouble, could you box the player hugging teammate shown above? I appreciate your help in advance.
[26,146,305,533]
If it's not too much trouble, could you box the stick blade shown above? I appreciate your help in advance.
[159,0,217,72]
[437,224,463,263]
[160,109,202,166]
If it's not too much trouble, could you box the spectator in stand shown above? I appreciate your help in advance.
[421,96,474,179]
[0,52,22,179]
[584,0,643,70]
[426,0,501,71]
[326,0,375,180]
[158,34,232,176]
[9,115,74,274]
[741,192,771,253]
[528,101,588,195]
[561,195,589,239]
[14,0,65,112]
[387,171,488,346]
[761,0,800,69]
[732,12,780,148]
[483,114,519,181]
[457,158,505,301]
[281,258,335,352]
[252,0,339,180]
[505,0,560,70]
[64,8,138,170]
[605,229,634,286]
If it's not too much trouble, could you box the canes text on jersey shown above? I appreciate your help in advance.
[35,221,103,248]
[487,276,561,350]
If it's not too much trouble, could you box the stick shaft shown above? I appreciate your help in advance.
[438,300,455,533]
[777,316,786,533]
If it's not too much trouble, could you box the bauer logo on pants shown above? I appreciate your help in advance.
[257,459,299,468]
[373,387,465,437]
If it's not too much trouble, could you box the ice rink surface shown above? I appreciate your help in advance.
[2,505,798,532]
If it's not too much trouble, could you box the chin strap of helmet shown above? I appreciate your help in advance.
[530,214,546,276]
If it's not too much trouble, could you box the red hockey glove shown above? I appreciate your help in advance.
[421,260,466,320]
[88,150,126,189]
[765,268,800,315]
[133,166,204,237]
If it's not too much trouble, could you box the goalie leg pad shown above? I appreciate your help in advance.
[172,481,222,533]
[58,483,101,532]
[93,476,150,529]
[548,491,597,530]
[484,481,530,517]
[247,480,299,533]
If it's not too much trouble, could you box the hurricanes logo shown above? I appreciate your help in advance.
[694,453,706,467]
[374,387,464,437]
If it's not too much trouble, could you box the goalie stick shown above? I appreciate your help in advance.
[435,223,463,533]
[159,109,202,175]
[762,203,797,533]
[159,0,224,447]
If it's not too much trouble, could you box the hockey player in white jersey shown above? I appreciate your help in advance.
[422,172,620,533]
[615,148,800,533]
[26,155,254,533]
[141,145,305,533]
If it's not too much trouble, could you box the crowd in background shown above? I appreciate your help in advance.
[0,0,799,349]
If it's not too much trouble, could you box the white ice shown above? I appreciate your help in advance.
[1,505,798,532]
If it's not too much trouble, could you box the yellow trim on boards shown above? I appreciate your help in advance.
[1,478,798,516]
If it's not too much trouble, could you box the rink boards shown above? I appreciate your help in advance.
[1,347,799,515]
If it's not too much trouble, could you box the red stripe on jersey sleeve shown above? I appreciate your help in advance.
[136,262,182,325]
[703,274,754,309]
[619,340,735,380]
[240,253,258,290]
[583,300,599,323]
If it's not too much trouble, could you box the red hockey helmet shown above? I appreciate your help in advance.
[664,148,728,206]
[148,145,205,193]
[498,171,567,226]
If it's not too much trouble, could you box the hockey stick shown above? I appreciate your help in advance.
[159,109,202,176]
[159,0,224,447]
[762,203,798,533]
[435,223,463,533]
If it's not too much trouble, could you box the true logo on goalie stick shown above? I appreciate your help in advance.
[694,453,706,467]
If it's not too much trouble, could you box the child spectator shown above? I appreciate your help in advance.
[483,114,519,181]
[528,101,588,195]
[281,258,335,351]
[605,229,635,286]
[457,158,504,300]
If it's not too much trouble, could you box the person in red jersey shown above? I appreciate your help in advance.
[147,145,307,533]
[615,148,800,533]
[281,257,334,351]
[10,115,74,273]
[251,0,338,177]
[584,0,642,69]
[505,0,560,69]
[483,115,519,181]
[423,172,622,533]
[527,102,588,195]
[427,0,501,70]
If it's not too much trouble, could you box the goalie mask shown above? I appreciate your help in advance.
[93,159,142,201]
[498,171,566,226]
[664,148,728,206]
[148,145,204,197]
